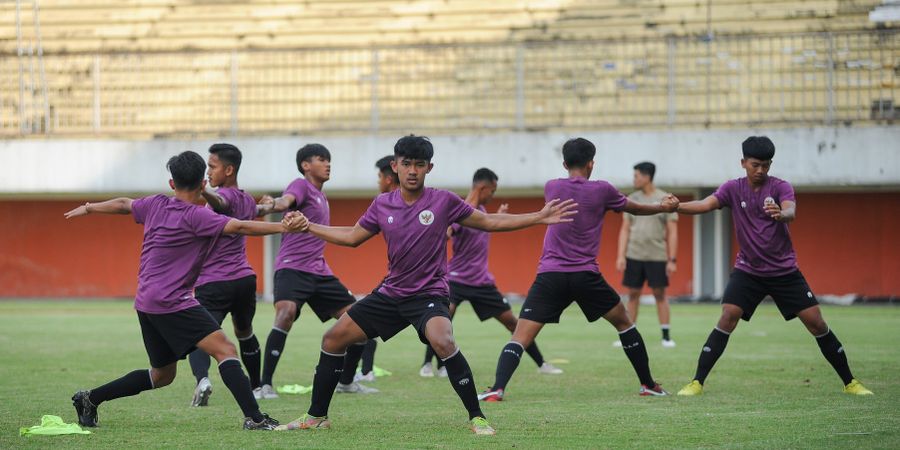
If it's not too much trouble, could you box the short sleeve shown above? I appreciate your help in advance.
[775,180,796,203]
[713,180,734,209]
[190,206,231,238]
[357,197,381,234]
[450,223,463,236]
[283,179,308,207]
[446,192,476,224]
[216,187,239,216]
[132,194,162,224]
[604,183,628,212]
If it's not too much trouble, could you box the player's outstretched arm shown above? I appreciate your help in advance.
[256,194,296,217]
[459,198,578,232]
[623,194,680,216]
[306,221,376,248]
[64,198,134,218]
[222,211,306,236]
[675,195,719,215]
[201,186,230,213]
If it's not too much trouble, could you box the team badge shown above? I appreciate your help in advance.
[418,210,434,226]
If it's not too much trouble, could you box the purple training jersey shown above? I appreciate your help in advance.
[132,194,231,314]
[713,176,798,277]
[448,205,496,287]
[537,177,627,274]
[275,178,333,276]
[196,187,257,287]
[358,187,475,298]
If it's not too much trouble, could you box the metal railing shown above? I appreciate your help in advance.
[1,30,896,138]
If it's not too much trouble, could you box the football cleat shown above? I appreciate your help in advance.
[843,379,873,395]
[677,380,704,396]
[191,377,212,407]
[639,383,669,396]
[275,413,331,431]
[258,384,279,399]
[661,339,677,348]
[335,381,379,394]
[419,362,435,378]
[243,413,279,430]
[470,417,496,436]
[72,390,99,427]
[538,362,564,375]
[477,388,504,402]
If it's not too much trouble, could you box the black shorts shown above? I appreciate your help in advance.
[347,291,451,345]
[137,306,221,368]
[723,269,818,322]
[449,281,512,321]
[622,258,669,289]
[195,275,257,330]
[519,271,622,324]
[273,269,356,322]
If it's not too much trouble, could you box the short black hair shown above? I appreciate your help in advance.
[742,136,775,160]
[167,151,206,190]
[562,138,596,168]
[394,135,434,161]
[472,168,498,185]
[296,143,331,174]
[375,155,399,183]
[633,161,656,181]
[209,143,242,173]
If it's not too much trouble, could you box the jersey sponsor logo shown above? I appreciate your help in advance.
[418,210,435,226]
[388,216,394,224]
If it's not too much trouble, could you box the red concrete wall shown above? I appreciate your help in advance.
[730,192,900,296]
[1,192,896,298]
[0,200,264,297]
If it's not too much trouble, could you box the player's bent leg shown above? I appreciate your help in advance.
[678,304,743,396]
[326,304,377,393]
[279,315,370,431]
[196,331,276,429]
[260,300,297,397]
[479,319,546,402]
[233,325,263,396]
[602,304,666,396]
[796,306,872,395]
[73,365,166,427]
[423,316,489,431]
[496,310,558,373]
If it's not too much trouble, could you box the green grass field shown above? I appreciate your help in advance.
[1,300,898,449]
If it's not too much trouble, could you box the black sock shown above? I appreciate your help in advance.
[238,334,262,389]
[89,369,154,405]
[492,342,524,391]
[524,342,545,367]
[308,350,345,417]
[339,344,365,385]
[694,328,731,385]
[218,358,263,422]
[188,348,211,384]
[261,328,288,386]
[361,339,377,374]
[423,345,436,366]
[619,327,656,387]
[816,330,854,385]
[442,350,484,420]
[662,325,671,341]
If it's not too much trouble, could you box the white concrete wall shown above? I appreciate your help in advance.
[1,126,898,197]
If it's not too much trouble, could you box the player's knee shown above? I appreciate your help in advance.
[429,336,457,358]
[273,304,295,329]
[321,327,350,353]
[212,341,239,361]
[150,367,176,388]
[806,320,829,336]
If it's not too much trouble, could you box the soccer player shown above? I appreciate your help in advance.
[354,155,400,383]
[255,144,376,399]
[274,135,577,435]
[186,143,264,407]
[64,151,304,430]
[478,138,677,403]
[419,168,563,378]
[675,136,873,396]
[613,161,679,348]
